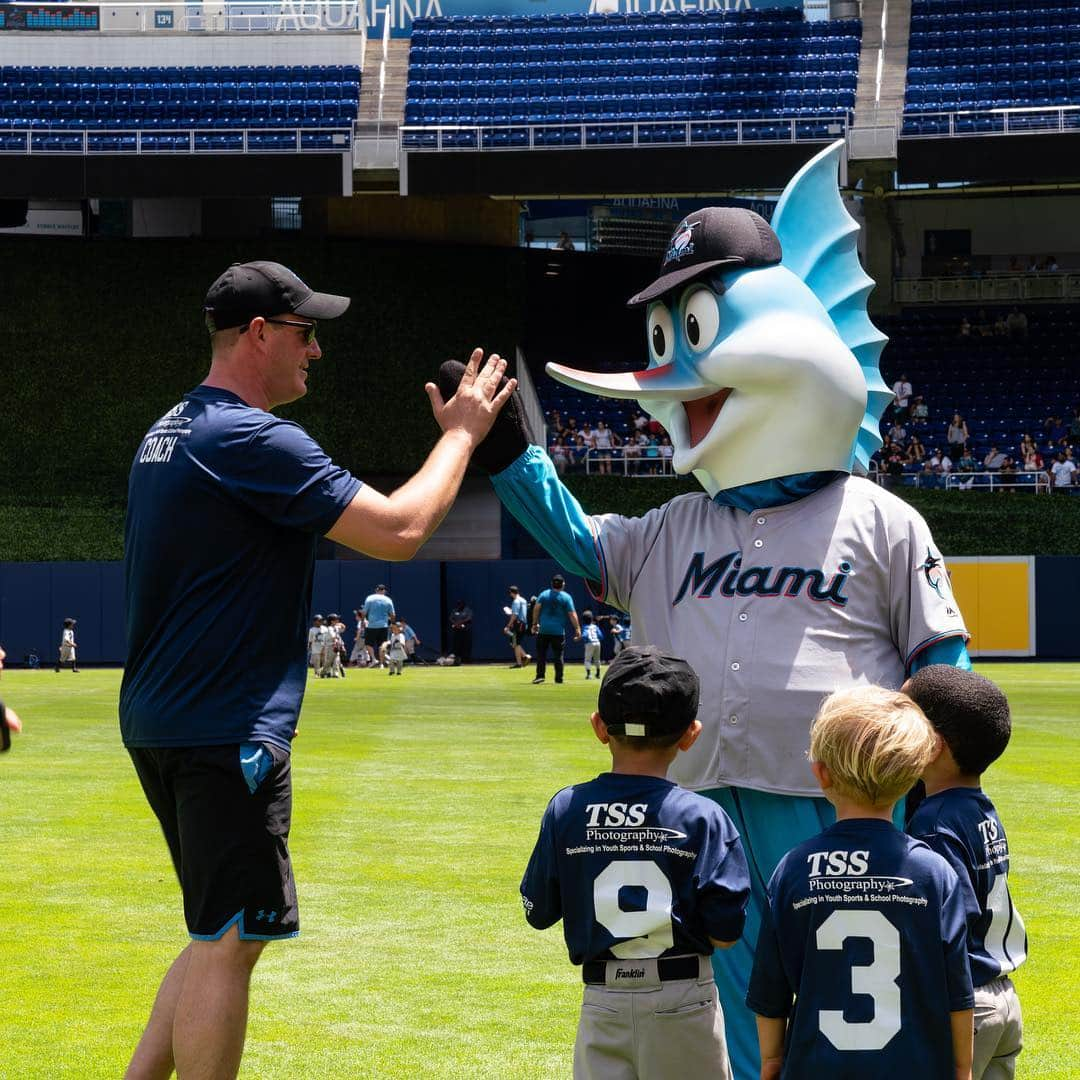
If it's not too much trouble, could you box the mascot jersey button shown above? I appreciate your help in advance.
[738,613,748,622]
[753,539,764,548]
[730,716,738,725]
[755,517,767,525]
[731,662,741,671]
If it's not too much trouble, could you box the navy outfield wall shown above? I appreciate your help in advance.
[0,559,619,665]
[3,557,1077,664]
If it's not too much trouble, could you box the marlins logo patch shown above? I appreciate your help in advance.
[918,548,945,598]
[662,219,699,266]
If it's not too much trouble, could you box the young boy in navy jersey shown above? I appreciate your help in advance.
[747,686,975,1080]
[521,645,751,1080]
[904,666,1026,1080]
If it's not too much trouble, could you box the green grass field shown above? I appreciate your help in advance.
[0,663,1075,1078]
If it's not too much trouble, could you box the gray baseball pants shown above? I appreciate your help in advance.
[573,955,732,1080]
[973,975,1022,1079]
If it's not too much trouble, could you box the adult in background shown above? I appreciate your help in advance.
[0,646,24,751]
[119,260,513,1080]
[362,584,395,668]
[530,573,581,685]
[349,609,367,666]
[504,584,531,668]
[449,599,474,663]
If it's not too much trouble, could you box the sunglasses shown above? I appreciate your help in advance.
[263,318,318,345]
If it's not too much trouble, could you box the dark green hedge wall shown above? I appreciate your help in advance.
[3,236,527,501]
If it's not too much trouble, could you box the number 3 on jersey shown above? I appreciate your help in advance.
[593,860,675,959]
[816,910,902,1051]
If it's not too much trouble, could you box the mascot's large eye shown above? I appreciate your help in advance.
[647,303,674,365]
[683,288,720,353]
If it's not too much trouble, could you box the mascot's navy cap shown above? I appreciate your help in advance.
[599,646,701,737]
[204,261,351,332]
[628,208,782,307]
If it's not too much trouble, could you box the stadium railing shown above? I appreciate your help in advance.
[900,104,1080,138]
[399,114,851,152]
[893,272,1080,304]
[580,448,677,478]
[0,126,352,154]
[945,471,1052,494]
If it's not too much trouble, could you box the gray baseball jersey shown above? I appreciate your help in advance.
[590,476,967,796]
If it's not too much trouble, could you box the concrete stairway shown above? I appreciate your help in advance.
[357,37,410,127]
[853,0,913,128]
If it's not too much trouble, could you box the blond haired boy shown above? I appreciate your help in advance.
[746,686,975,1080]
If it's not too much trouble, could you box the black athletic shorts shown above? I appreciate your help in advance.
[129,742,298,941]
[364,626,389,648]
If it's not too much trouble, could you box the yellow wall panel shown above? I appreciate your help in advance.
[947,558,1032,656]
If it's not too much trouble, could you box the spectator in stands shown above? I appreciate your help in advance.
[974,309,994,338]
[888,418,908,445]
[947,413,969,459]
[593,420,616,475]
[1050,451,1076,491]
[918,459,940,489]
[998,456,1018,491]
[1019,433,1036,461]
[571,434,590,472]
[1022,446,1044,473]
[958,315,971,337]
[1068,408,1080,446]
[564,416,578,440]
[1008,255,1022,273]
[1026,256,1040,273]
[891,373,912,421]
[555,231,575,252]
[1042,255,1059,272]
[909,396,928,427]
[983,445,1007,471]
[549,436,569,476]
[1006,307,1029,339]
[1047,415,1070,449]
[929,447,952,475]
[884,447,905,490]
[547,409,562,433]
[957,448,977,474]
[646,416,664,438]
[905,434,926,465]
[659,437,674,470]
[993,312,1008,336]
[632,411,648,434]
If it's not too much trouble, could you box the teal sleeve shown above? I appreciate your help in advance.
[490,445,603,583]
[910,636,973,673]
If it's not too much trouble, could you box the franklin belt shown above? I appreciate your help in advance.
[582,954,709,990]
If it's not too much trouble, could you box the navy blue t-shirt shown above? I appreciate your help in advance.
[521,772,749,964]
[907,787,1027,987]
[747,819,974,1079]
[120,386,361,751]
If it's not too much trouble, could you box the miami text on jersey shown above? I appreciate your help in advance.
[672,551,853,608]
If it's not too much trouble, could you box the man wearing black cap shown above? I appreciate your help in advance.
[119,260,514,1079]
[521,646,750,1080]
[530,573,581,685]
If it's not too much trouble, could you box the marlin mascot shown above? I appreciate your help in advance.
[440,142,971,1078]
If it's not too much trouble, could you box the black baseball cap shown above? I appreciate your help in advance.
[627,208,782,307]
[203,260,351,332]
[599,646,701,737]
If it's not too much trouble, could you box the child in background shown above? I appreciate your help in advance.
[904,666,1026,1080]
[522,646,750,1080]
[55,617,79,673]
[386,621,408,676]
[580,610,602,680]
[747,685,974,1080]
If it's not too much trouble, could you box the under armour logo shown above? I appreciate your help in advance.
[256,909,278,922]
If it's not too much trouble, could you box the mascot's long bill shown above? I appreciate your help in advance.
[439,141,972,1080]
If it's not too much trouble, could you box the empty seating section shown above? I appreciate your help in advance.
[0,65,361,151]
[403,11,859,149]
[904,0,1080,135]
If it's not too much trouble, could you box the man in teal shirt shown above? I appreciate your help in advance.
[530,573,581,685]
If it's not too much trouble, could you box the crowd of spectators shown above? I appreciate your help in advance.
[546,408,674,475]
[957,306,1030,340]
[873,366,1080,493]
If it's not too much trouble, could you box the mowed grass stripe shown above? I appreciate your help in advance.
[0,663,1074,1078]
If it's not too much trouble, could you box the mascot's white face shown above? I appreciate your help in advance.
[547,142,891,498]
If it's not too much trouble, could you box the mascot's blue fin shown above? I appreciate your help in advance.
[771,141,891,474]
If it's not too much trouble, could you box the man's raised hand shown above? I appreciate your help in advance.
[426,349,516,451]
